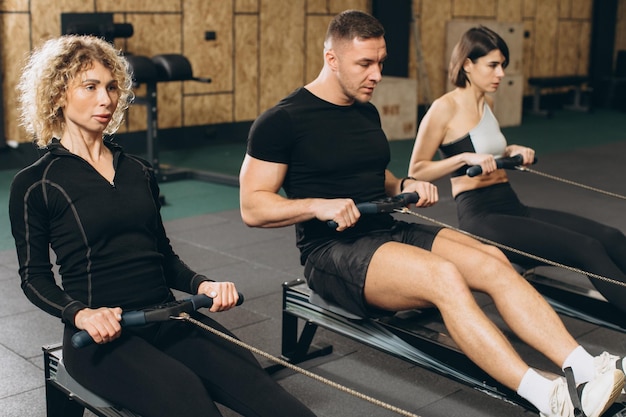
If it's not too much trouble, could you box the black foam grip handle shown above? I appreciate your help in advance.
[71,330,99,349]
[466,155,536,177]
[71,292,244,348]
[327,192,420,229]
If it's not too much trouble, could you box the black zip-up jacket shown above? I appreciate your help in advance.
[9,140,210,327]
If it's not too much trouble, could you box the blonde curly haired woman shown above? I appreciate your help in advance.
[10,35,316,417]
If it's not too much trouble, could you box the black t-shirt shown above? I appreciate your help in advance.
[247,87,395,261]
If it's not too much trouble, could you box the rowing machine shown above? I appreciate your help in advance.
[280,279,626,416]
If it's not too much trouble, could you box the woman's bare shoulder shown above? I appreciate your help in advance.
[427,92,459,122]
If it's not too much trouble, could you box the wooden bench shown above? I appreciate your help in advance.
[527,75,590,116]
[43,344,141,417]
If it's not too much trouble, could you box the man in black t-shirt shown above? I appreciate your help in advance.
[239,10,624,417]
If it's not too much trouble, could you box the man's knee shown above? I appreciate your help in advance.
[425,261,474,301]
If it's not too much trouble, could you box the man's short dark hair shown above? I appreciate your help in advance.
[325,9,385,45]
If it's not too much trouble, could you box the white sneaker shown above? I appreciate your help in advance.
[594,352,624,374]
[541,369,624,417]
[594,352,625,393]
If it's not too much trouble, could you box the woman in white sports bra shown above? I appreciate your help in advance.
[408,26,626,315]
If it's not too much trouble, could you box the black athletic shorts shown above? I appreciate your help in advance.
[303,220,443,318]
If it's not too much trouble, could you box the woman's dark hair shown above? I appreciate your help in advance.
[449,26,509,87]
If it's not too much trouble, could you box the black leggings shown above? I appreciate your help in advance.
[63,311,316,417]
[456,183,626,313]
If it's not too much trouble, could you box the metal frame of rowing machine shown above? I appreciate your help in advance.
[280,279,626,416]
[280,279,534,410]
[43,344,140,417]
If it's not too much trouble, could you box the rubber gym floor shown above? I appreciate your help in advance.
[0,108,625,417]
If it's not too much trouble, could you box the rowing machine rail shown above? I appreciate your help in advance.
[280,279,626,415]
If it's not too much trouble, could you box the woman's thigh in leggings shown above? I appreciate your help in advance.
[528,206,626,266]
[157,313,317,417]
[63,326,222,417]
[460,209,604,268]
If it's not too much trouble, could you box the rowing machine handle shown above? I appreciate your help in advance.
[71,292,244,348]
[466,155,537,177]
[327,192,420,229]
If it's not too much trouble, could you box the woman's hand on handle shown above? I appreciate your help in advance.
[74,306,123,345]
[505,145,535,165]
[462,152,498,176]
[197,281,240,312]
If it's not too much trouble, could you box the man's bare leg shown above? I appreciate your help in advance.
[430,229,579,367]
[364,240,529,390]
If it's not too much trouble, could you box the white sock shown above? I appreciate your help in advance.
[517,368,555,416]
[562,345,595,384]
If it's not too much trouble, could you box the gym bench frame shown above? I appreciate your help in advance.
[527,75,590,117]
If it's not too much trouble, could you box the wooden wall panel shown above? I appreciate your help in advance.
[329,0,370,15]
[523,0,536,18]
[1,13,30,142]
[571,0,592,19]
[307,0,328,14]
[306,15,330,83]
[563,0,592,19]
[234,14,259,121]
[522,19,535,93]
[497,0,523,21]
[236,0,259,13]
[413,0,422,15]
[125,14,183,131]
[532,0,559,77]
[259,0,305,111]
[422,0,452,99]
[577,21,591,75]
[96,0,180,12]
[0,0,27,11]
[453,0,496,18]
[0,0,622,142]
[559,0,572,18]
[124,14,182,56]
[555,21,584,75]
[183,0,232,95]
[184,94,233,125]
[31,0,92,46]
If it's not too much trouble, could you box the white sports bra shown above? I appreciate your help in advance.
[438,103,507,177]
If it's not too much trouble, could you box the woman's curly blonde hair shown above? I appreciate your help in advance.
[17,35,135,148]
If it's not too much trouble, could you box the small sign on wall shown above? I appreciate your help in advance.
[371,76,418,141]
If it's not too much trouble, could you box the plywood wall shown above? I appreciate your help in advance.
[0,0,624,143]
[411,0,597,106]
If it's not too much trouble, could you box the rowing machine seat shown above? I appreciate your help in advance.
[308,291,364,320]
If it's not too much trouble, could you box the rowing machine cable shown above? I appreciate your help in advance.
[514,166,626,201]
[394,207,626,289]
[173,313,422,417]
